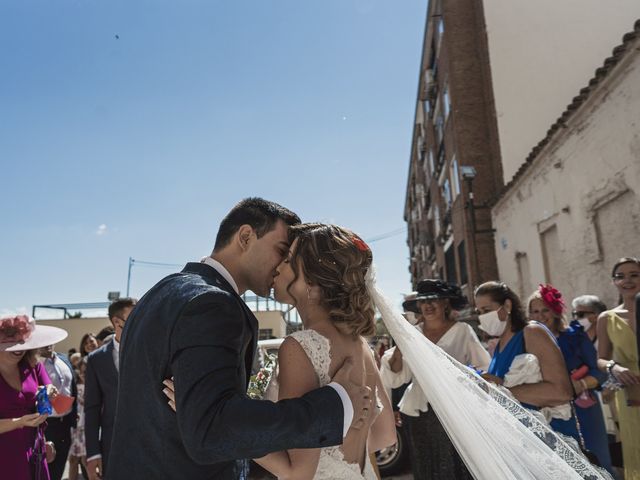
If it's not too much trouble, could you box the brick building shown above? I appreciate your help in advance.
[404,0,502,296]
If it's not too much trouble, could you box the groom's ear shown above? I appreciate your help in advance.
[236,224,254,252]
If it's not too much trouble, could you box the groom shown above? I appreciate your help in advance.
[107,198,372,479]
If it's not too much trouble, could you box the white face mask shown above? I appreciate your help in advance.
[478,308,507,337]
[578,318,592,330]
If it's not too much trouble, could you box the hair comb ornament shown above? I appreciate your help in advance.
[352,236,370,252]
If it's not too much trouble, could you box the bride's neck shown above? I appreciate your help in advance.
[298,304,332,330]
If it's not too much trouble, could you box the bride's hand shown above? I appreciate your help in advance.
[162,378,176,412]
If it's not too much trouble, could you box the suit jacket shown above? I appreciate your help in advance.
[107,262,344,480]
[84,339,119,472]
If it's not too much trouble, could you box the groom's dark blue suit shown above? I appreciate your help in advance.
[107,262,344,479]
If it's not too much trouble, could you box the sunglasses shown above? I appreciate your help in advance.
[572,310,594,319]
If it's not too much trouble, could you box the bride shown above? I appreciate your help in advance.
[253,223,397,479]
[165,223,397,479]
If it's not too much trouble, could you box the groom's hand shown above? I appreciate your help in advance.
[332,357,374,431]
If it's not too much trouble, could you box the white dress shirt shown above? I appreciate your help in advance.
[43,353,74,417]
[201,256,354,436]
[112,338,120,372]
[380,321,491,416]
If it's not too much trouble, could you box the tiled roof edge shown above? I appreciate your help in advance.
[492,19,640,207]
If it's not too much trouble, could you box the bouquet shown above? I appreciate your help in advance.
[247,353,277,400]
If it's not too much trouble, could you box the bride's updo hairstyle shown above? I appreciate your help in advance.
[287,223,375,337]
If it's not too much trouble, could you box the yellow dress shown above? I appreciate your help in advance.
[608,312,640,480]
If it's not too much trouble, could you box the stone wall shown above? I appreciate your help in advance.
[492,40,640,307]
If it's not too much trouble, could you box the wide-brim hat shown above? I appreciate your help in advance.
[415,279,468,310]
[402,292,420,314]
[0,315,68,352]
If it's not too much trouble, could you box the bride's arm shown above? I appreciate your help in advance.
[367,361,397,453]
[253,337,322,480]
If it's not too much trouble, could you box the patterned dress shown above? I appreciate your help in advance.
[555,321,613,477]
[69,383,86,456]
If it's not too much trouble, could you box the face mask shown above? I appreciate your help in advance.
[478,308,507,337]
[578,318,592,330]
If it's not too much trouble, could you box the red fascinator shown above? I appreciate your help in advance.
[352,236,370,253]
[538,284,565,315]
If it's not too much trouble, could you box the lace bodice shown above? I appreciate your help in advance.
[289,330,332,386]
[287,330,377,480]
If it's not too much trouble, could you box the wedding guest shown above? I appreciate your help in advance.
[528,285,614,476]
[79,334,99,357]
[0,315,67,480]
[85,297,137,480]
[473,282,572,409]
[69,352,82,369]
[381,279,490,480]
[597,257,640,480]
[401,291,421,326]
[572,295,608,346]
[40,344,78,480]
[95,326,115,346]
[68,358,88,480]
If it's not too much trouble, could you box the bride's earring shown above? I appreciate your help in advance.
[307,285,312,302]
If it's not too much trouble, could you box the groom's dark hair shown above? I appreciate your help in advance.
[214,197,301,251]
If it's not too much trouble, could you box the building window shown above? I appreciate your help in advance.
[428,149,435,174]
[259,328,274,340]
[435,113,445,149]
[445,244,457,283]
[458,241,468,286]
[515,251,532,301]
[434,205,440,236]
[442,179,452,208]
[450,156,461,199]
[443,83,451,119]
[423,99,431,119]
[423,149,431,181]
[435,17,445,53]
[540,225,560,284]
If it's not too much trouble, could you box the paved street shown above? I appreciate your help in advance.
[63,463,413,479]
[248,463,413,479]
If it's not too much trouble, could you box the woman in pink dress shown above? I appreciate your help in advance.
[0,315,68,480]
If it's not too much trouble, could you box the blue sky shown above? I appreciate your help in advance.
[0,0,427,317]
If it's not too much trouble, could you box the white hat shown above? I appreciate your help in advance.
[0,315,68,352]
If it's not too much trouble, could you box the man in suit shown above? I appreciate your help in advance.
[85,297,137,480]
[108,198,372,479]
[40,344,78,480]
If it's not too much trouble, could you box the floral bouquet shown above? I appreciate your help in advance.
[247,353,277,400]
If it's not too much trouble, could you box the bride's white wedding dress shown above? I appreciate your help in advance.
[282,330,379,480]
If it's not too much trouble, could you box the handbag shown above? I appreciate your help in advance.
[571,365,597,409]
[33,424,49,480]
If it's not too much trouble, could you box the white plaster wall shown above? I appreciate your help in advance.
[484,0,640,182]
[492,48,640,308]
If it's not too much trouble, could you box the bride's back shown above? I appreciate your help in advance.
[289,324,381,469]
